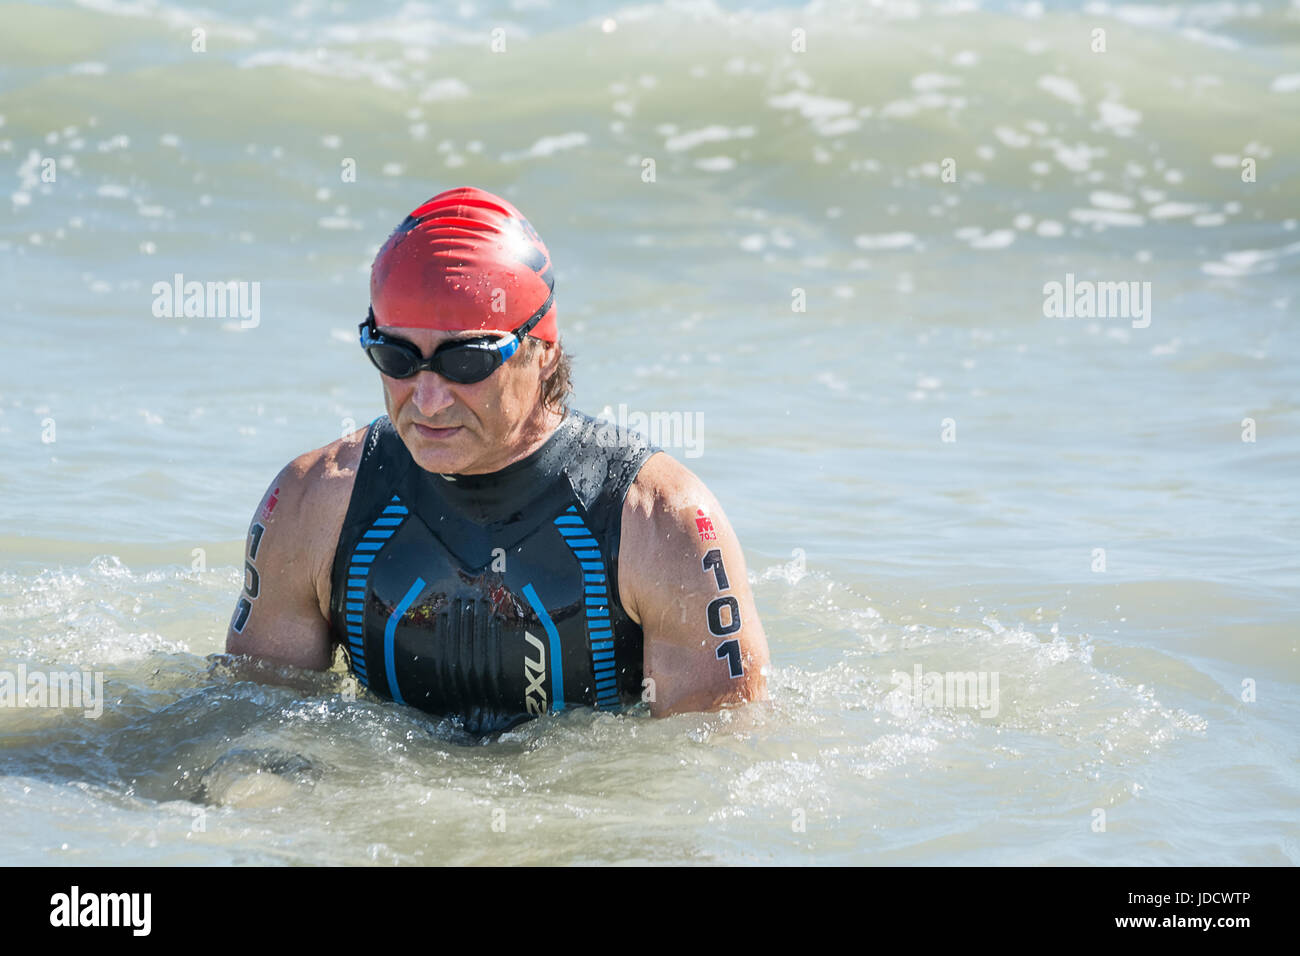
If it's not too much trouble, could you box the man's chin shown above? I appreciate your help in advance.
[403,423,473,473]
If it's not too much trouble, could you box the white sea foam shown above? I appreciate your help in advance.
[1038,75,1084,105]
[854,232,918,250]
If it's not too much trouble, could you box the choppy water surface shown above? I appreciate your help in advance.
[1,0,1297,864]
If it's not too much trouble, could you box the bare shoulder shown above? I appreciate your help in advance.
[260,424,371,613]
[618,451,727,623]
[616,451,770,714]
[282,425,369,506]
[227,423,373,667]
[622,451,719,525]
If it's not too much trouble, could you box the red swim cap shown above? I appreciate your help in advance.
[370,186,557,342]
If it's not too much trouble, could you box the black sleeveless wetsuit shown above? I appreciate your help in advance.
[328,411,659,734]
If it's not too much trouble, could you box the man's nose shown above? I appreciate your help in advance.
[408,371,456,418]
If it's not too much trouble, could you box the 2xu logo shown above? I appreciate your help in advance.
[523,630,547,716]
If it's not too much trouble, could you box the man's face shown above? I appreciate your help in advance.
[376,326,555,475]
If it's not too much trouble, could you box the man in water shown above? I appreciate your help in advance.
[226,186,769,733]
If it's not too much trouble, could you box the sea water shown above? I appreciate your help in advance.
[0,0,1296,864]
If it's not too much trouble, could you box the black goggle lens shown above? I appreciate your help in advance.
[364,342,420,379]
[362,337,503,384]
[437,346,499,383]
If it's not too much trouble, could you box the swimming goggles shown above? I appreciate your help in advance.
[358,288,552,384]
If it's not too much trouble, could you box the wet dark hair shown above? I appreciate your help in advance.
[522,336,572,415]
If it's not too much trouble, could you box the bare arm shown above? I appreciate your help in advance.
[619,453,770,716]
[224,444,353,670]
